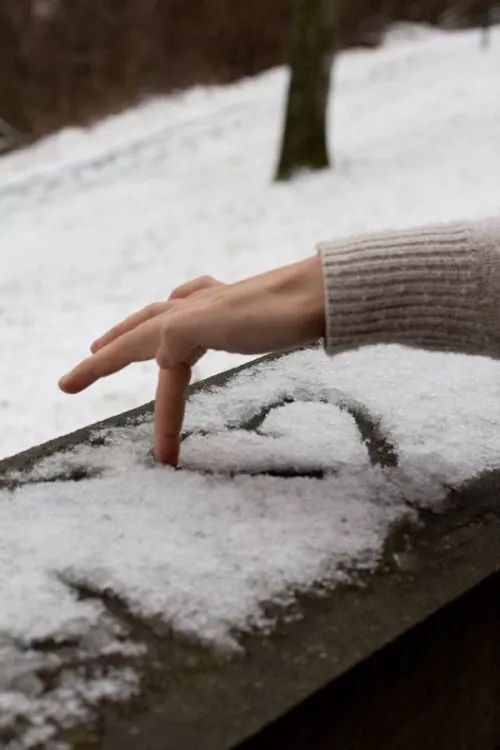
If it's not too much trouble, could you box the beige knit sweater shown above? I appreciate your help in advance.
[318,218,500,358]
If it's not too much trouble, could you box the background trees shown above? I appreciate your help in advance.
[0,0,494,144]
[275,0,336,181]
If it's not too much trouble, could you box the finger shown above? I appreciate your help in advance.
[169,275,222,301]
[155,315,197,369]
[91,302,167,353]
[91,278,221,353]
[59,318,160,393]
[154,365,192,465]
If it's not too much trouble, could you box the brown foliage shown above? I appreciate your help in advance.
[0,0,491,141]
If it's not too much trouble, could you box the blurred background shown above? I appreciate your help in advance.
[0,0,497,142]
[0,0,499,458]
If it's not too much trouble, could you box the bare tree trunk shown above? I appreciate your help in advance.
[0,117,19,155]
[275,0,336,182]
[479,0,492,49]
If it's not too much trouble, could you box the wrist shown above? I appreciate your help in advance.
[290,255,326,342]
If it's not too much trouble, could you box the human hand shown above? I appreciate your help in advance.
[58,256,325,466]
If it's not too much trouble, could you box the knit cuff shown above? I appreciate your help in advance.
[317,221,500,357]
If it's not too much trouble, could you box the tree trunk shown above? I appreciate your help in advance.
[479,0,492,49]
[275,0,336,182]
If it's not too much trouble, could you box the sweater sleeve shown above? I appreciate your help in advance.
[318,218,500,358]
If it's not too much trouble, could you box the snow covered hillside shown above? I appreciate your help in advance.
[0,24,499,459]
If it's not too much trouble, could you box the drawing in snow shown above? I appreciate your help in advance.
[2,344,500,749]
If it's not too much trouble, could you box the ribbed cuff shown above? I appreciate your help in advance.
[318,220,500,358]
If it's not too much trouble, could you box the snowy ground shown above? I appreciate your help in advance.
[0,24,499,459]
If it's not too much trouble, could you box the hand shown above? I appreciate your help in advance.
[58,256,325,466]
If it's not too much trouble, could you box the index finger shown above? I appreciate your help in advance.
[154,365,192,465]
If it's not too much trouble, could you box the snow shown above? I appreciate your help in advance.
[1,22,500,748]
[1,24,500,459]
[3,344,500,746]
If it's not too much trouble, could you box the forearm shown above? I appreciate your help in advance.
[318,218,500,358]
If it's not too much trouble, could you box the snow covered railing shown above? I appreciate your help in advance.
[1,348,499,749]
